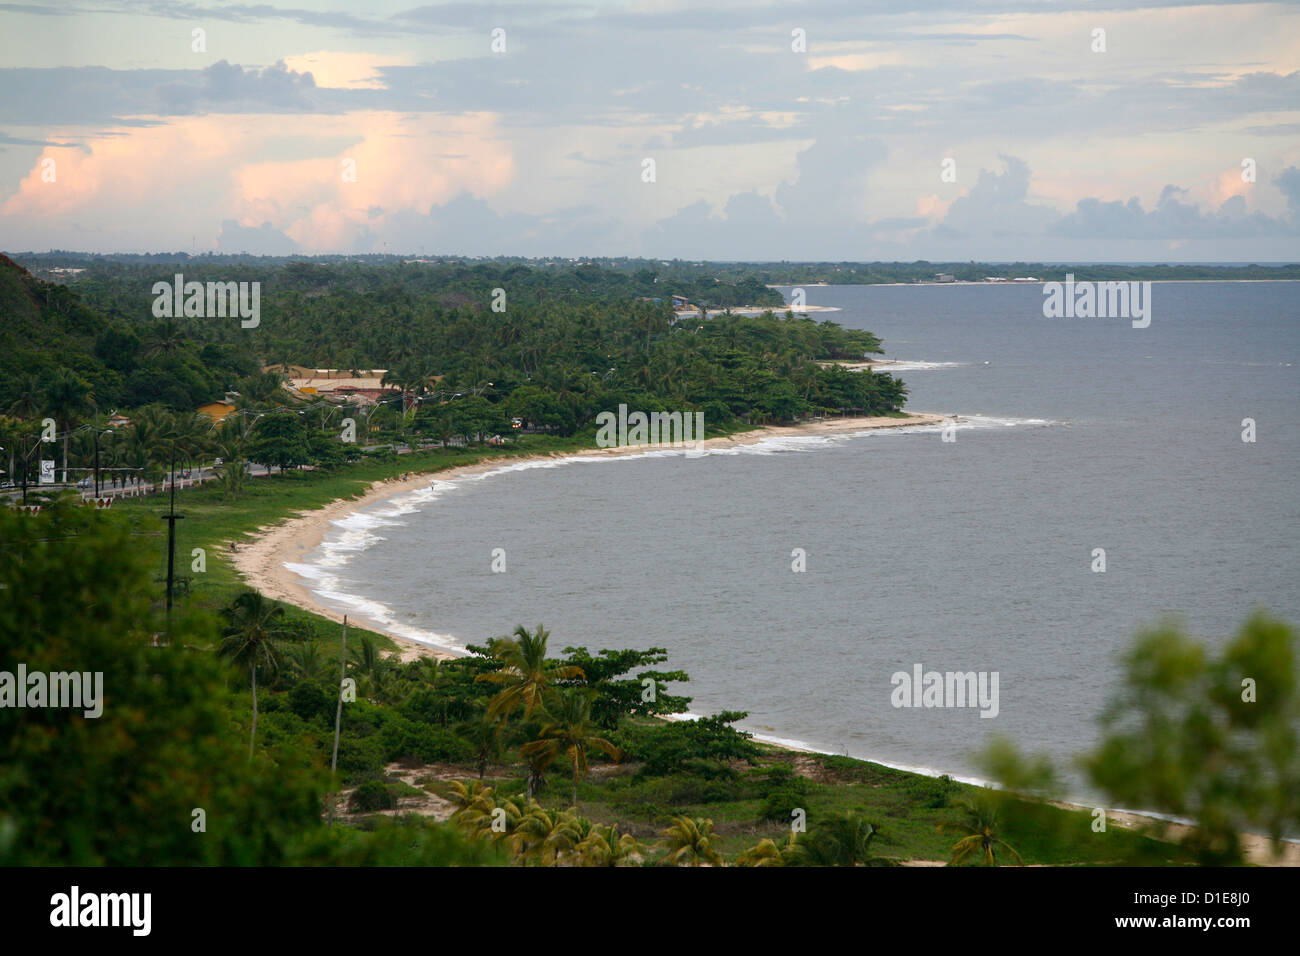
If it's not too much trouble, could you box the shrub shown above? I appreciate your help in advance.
[757,763,809,798]
[380,716,476,764]
[349,779,396,813]
[761,788,807,823]
[289,680,333,723]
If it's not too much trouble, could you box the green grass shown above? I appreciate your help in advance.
[444,746,1187,865]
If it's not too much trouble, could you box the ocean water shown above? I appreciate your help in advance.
[290,281,1300,794]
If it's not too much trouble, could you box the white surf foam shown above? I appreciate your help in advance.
[872,359,969,371]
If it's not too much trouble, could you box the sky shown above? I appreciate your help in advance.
[0,0,1297,260]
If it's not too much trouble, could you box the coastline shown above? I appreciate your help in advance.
[226,413,1299,865]
[228,411,947,662]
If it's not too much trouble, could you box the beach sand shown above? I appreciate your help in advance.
[227,412,947,662]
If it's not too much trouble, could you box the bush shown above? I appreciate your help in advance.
[335,734,387,780]
[349,779,396,813]
[756,763,809,798]
[625,711,759,778]
[289,681,333,723]
[380,716,476,764]
[761,788,807,823]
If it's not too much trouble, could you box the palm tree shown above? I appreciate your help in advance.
[737,836,789,867]
[788,813,896,867]
[212,420,249,499]
[44,368,94,483]
[144,319,186,358]
[514,804,584,866]
[475,624,584,720]
[217,591,303,758]
[124,404,176,490]
[575,822,643,867]
[285,641,330,684]
[347,635,401,702]
[518,689,621,807]
[456,701,505,780]
[938,796,1024,867]
[448,780,498,834]
[6,373,43,419]
[655,816,723,867]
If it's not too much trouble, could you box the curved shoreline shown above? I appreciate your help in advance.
[228,412,947,662]
[226,413,1300,863]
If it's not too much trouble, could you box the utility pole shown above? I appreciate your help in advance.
[162,443,184,637]
[20,435,28,505]
[93,429,105,497]
[328,615,348,827]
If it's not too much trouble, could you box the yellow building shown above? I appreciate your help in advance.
[197,401,236,423]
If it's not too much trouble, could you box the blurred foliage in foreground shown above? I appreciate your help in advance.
[0,501,495,865]
[980,612,1299,866]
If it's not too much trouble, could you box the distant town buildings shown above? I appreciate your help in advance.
[262,364,402,406]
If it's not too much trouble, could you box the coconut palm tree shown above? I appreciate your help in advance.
[737,836,789,867]
[217,591,304,758]
[44,368,94,483]
[6,373,43,419]
[456,701,505,780]
[938,796,1024,867]
[448,780,498,834]
[125,404,176,489]
[212,420,249,499]
[475,624,584,720]
[285,641,330,684]
[514,804,584,866]
[144,319,186,358]
[575,822,643,867]
[518,689,621,807]
[347,635,402,702]
[655,816,723,867]
[787,813,897,867]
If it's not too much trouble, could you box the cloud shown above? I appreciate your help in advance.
[1050,174,1299,239]
[216,219,299,255]
[931,155,1057,239]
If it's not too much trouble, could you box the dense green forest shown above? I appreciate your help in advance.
[0,254,904,485]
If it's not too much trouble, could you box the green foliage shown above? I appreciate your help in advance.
[295,816,508,865]
[247,412,311,473]
[0,503,325,864]
[619,711,760,778]
[348,779,396,813]
[380,716,476,765]
[289,680,333,722]
[787,813,896,867]
[1083,613,1300,864]
[761,789,807,822]
[558,645,691,727]
[755,762,810,797]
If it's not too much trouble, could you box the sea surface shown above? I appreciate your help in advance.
[289,281,1300,796]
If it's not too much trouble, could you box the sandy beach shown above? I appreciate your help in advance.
[228,412,948,662]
